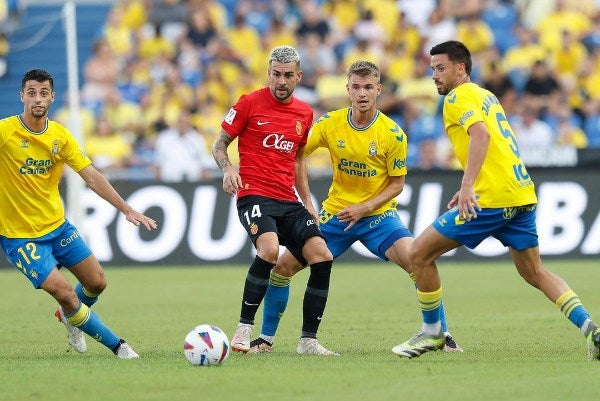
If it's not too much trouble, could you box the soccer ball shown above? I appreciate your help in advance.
[183,324,230,366]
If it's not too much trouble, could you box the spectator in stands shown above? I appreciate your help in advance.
[375,64,405,123]
[582,11,600,52]
[353,8,385,53]
[147,0,188,43]
[112,0,147,31]
[103,6,135,61]
[554,109,588,148]
[0,31,9,79]
[416,138,447,171]
[322,0,360,38]
[397,0,436,33]
[102,86,142,142]
[138,23,177,60]
[510,105,554,152]
[195,61,233,116]
[85,116,132,177]
[295,0,331,44]
[297,32,337,92]
[514,0,554,30]
[534,0,592,53]
[386,42,417,86]
[552,30,588,84]
[262,16,297,50]
[67,0,600,178]
[501,26,547,93]
[81,39,121,108]
[0,0,7,26]
[583,102,600,148]
[440,0,483,21]
[51,95,97,141]
[192,96,230,151]
[154,108,215,182]
[116,59,150,104]
[225,12,262,68]
[125,127,156,181]
[522,59,561,116]
[176,37,203,87]
[150,66,194,128]
[342,38,381,71]
[482,61,518,115]
[481,0,519,55]
[421,7,457,58]
[186,7,219,51]
[188,0,228,33]
[315,62,351,111]
[361,0,400,39]
[456,13,495,60]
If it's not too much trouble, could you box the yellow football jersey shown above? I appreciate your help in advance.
[0,116,92,238]
[306,108,408,216]
[442,83,537,207]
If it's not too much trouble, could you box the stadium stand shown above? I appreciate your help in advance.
[2,0,600,179]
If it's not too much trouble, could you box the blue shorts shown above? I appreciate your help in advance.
[319,209,412,260]
[432,204,538,250]
[0,220,92,288]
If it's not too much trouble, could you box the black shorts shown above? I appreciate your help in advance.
[237,195,323,265]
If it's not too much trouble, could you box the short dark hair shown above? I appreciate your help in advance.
[430,41,472,76]
[21,69,54,91]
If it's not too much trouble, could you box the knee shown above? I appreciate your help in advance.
[312,246,333,263]
[408,246,425,269]
[273,254,304,277]
[256,247,280,264]
[304,237,333,264]
[85,272,107,295]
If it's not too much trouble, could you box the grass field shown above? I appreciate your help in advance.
[1,260,599,401]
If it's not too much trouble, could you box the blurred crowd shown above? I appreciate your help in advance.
[33,0,600,180]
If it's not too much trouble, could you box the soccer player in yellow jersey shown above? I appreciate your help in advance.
[246,61,461,355]
[392,41,600,360]
[0,69,157,358]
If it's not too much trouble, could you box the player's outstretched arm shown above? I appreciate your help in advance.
[78,165,158,230]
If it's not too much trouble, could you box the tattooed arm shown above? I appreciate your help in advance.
[212,130,242,196]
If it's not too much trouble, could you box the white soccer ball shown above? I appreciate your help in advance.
[183,324,230,366]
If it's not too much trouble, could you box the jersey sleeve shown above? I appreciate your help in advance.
[62,127,93,172]
[304,113,327,157]
[221,94,250,139]
[447,89,484,133]
[386,124,408,177]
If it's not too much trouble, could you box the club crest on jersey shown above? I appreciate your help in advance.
[368,141,377,156]
[337,139,345,148]
[21,139,28,148]
[52,140,59,155]
[295,121,302,136]
[250,222,259,235]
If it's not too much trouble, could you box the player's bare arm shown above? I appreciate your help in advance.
[452,122,488,220]
[78,165,157,230]
[294,145,319,222]
[338,175,405,231]
[212,130,242,196]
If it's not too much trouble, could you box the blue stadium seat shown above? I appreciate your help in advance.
[482,2,519,55]
[584,115,600,148]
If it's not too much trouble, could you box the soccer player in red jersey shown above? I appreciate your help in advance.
[212,46,337,355]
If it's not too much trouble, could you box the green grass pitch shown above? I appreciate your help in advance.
[1,260,599,401]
